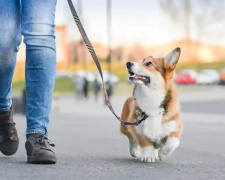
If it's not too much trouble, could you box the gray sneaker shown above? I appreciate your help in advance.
[0,107,19,156]
[25,133,57,164]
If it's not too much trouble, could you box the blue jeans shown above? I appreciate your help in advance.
[0,0,57,135]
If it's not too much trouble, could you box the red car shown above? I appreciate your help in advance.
[176,69,197,84]
[219,68,225,85]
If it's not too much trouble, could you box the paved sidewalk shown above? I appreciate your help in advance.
[177,86,225,103]
[0,93,225,180]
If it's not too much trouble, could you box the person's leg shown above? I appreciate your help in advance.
[21,0,57,136]
[0,0,21,156]
[0,0,21,112]
[21,0,57,164]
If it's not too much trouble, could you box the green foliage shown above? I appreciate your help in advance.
[12,81,25,94]
[12,78,75,94]
[113,82,133,95]
[112,65,128,82]
[54,77,74,94]
[11,61,225,95]
[176,61,225,72]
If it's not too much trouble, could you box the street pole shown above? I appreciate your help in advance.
[77,0,87,72]
[107,0,112,75]
[106,0,112,101]
[77,0,82,20]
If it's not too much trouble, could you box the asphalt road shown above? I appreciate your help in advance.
[182,100,225,114]
[0,89,225,180]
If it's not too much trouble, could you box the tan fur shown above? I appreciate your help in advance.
[120,97,153,147]
[120,48,182,162]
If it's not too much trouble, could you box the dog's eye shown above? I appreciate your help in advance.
[145,62,152,67]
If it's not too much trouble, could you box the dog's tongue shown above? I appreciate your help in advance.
[130,74,148,81]
[135,74,144,80]
[136,74,148,81]
[135,74,140,78]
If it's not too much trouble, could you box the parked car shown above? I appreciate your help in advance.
[55,71,73,79]
[219,68,225,85]
[94,71,119,85]
[176,69,197,84]
[173,72,177,82]
[196,69,220,85]
[73,70,95,81]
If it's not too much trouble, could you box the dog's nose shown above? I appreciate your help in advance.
[126,62,134,68]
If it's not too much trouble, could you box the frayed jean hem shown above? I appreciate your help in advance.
[26,129,48,137]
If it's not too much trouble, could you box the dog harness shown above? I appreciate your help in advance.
[135,107,149,125]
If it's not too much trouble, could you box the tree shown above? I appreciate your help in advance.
[158,0,225,42]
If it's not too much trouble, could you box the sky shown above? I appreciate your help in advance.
[55,0,225,47]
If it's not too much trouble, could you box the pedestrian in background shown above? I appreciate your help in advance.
[83,77,89,99]
[105,81,113,105]
[0,0,57,164]
[93,78,101,102]
[74,76,84,99]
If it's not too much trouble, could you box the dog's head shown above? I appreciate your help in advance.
[127,47,181,89]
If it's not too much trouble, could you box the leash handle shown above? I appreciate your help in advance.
[67,0,144,126]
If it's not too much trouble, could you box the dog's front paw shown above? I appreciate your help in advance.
[141,146,158,163]
[130,145,141,158]
[158,137,180,161]
[158,150,168,161]
[141,156,157,163]
[129,139,142,158]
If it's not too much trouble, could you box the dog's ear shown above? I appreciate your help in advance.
[164,47,181,70]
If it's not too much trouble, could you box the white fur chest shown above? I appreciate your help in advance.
[135,115,176,143]
[134,85,176,144]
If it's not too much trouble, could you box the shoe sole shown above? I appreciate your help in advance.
[0,140,19,156]
[27,154,57,164]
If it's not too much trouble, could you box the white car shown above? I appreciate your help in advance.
[196,70,220,85]
[94,71,119,85]
[55,71,73,79]
[73,70,95,82]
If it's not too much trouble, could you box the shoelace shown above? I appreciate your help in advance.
[36,134,55,148]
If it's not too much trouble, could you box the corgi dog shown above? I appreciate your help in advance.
[120,47,182,163]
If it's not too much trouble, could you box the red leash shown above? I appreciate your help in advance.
[67,0,148,126]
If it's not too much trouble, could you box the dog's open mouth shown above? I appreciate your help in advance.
[128,71,150,83]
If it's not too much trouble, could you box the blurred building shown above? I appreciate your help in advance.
[148,39,225,63]
[111,40,225,63]
[17,0,225,66]
[69,41,109,64]
[17,0,69,68]
[17,26,69,68]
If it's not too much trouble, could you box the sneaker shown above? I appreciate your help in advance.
[25,133,57,164]
[0,107,19,156]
